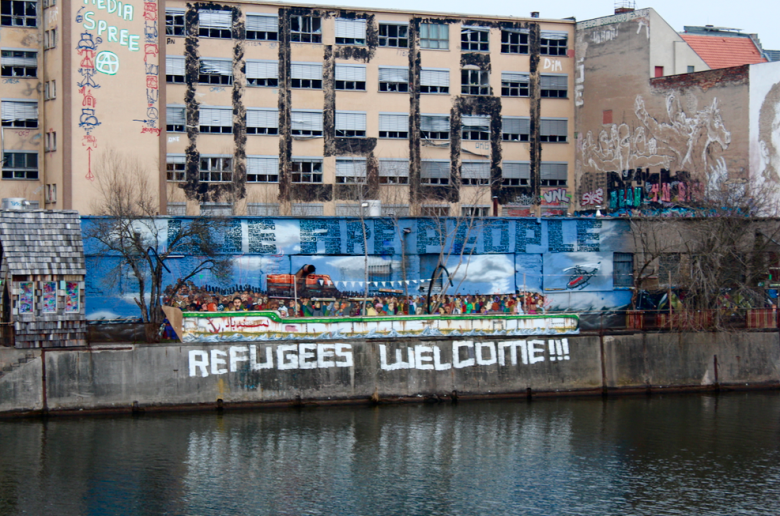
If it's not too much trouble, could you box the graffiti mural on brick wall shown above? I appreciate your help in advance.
[580,93,731,210]
[83,217,634,320]
[750,63,780,198]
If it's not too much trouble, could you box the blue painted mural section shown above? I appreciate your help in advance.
[82,217,634,320]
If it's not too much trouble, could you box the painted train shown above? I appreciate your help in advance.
[266,264,341,298]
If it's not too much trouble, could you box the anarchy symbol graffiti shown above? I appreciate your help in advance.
[95,51,119,75]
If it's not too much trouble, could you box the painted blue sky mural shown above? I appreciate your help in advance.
[82,217,633,320]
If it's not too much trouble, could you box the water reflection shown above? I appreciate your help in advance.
[0,393,778,515]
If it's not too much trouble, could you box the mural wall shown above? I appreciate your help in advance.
[750,61,780,193]
[575,10,757,214]
[82,216,633,320]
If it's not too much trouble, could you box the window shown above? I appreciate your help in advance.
[335,64,366,90]
[291,159,323,183]
[167,106,185,132]
[335,158,367,183]
[335,204,365,216]
[1,151,38,180]
[379,23,407,47]
[540,31,568,56]
[540,74,567,98]
[540,162,567,187]
[501,28,528,54]
[420,23,449,49]
[502,117,530,142]
[382,204,410,216]
[461,26,489,52]
[1,49,36,77]
[502,161,529,186]
[248,203,280,216]
[420,68,449,94]
[687,65,695,73]
[336,111,366,137]
[462,115,490,141]
[613,252,634,288]
[1,100,37,128]
[290,15,321,43]
[421,160,449,185]
[540,118,567,143]
[166,56,185,83]
[421,115,449,140]
[1,1,37,27]
[247,109,278,135]
[291,110,323,137]
[44,80,55,100]
[246,60,278,87]
[335,18,366,45]
[45,131,56,152]
[461,69,490,95]
[167,203,186,216]
[292,203,324,216]
[247,156,278,182]
[379,113,408,139]
[422,205,450,216]
[44,183,56,204]
[199,9,232,39]
[199,107,232,134]
[461,161,490,185]
[167,155,186,182]
[165,8,185,36]
[378,66,408,92]
[201,203,232,216]
[501,71,529,97]
[199,156,233,182]
[42,0,55,8]
[379,159,409,184]
[654,66,664,78]
[43,29,57,49]
[199,58,233,85]
[291,62,322,89]
[462,205,490,217]
[602,110,612,125]
[246,14,278,41]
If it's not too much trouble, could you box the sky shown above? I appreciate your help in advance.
[295,0,780,51]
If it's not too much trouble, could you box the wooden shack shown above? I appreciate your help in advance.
[0,210,86,348]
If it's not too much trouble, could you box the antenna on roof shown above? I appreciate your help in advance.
[614,0,636,14]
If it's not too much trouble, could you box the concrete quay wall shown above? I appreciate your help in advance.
[0,333,778,416]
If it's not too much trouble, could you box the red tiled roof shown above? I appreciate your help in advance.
[681,34,768,69]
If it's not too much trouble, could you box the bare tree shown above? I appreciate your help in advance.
[87,149,231,332]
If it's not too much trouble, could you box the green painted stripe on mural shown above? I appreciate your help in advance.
[182,311,580,325]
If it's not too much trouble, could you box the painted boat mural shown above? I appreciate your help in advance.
[177,311,580,343]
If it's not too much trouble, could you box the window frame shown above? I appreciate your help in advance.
[291,110,323,137]
[335,111,367,138]
[246,108,279,135]
[462,115,491,141]
[502,161,530,186]
[198,58,233,86]
[540,118,568,143]
[291,62,323,89]
[246,156,279,183]
[1,150,38,180]
[1,49,37,78]
[166,155,186,182]
[540,74,568,99]
[165,9,185,36]
[461,69,490,96]
[420,160,450,185]
[290,15,322,44]
[1,1,37,28]
[420,68,449,94]
[335,158,367,184]
[291,158,323,184]
[335,63,366,91]
[540,162,568,187]
[166,56,185,84]
[540,31,568,56]
[378,159,409,184]
[501,29,528,54]
[246,13,278,41]
[420,114,450,140]
[501,71,529,97]
[461,26,489,52]
[1,100,38,128]
[378,113,409,139]
[335,18,367,46]
[199,156,234,183]
[198,9,233,39]
[198,107,233,134]
[378,23,408,48]
[502,117,530,142]
[246,60,278,88]
[420,22,449,50]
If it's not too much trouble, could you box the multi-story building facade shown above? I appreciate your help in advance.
[1,0,575,216]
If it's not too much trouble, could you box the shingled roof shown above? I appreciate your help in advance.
[680,34,768,69]
[0,210,85,276]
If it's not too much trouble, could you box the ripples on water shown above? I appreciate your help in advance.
[0,393,778,516]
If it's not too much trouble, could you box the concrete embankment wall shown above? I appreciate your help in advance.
[0,333,778,416]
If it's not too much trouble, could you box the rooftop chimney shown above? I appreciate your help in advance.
[530,11,539,18]
[614,1,636,14]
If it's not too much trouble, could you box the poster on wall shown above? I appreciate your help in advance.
[42,282,57,313]
[65,282,80,313]
[543,252,614,292]
[18,282,33,314]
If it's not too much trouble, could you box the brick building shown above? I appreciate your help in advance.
[1,0,576,216]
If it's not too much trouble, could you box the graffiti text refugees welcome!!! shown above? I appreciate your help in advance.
[188,340,571,377]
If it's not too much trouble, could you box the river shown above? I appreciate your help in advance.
[0,392,778,515]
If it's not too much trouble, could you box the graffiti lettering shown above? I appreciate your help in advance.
[166,37,175,45]
[2,78,20,84]
[542,188,570,206]
[543,58,563,72]
[188,344,354,377]
[140,127,162,135]
[581,188,604,206]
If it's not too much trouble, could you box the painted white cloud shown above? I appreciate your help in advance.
[448,254,515,293]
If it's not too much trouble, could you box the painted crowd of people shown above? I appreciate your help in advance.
[164,282,550,317]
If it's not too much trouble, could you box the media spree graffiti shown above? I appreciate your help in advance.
[187,339,572,378]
